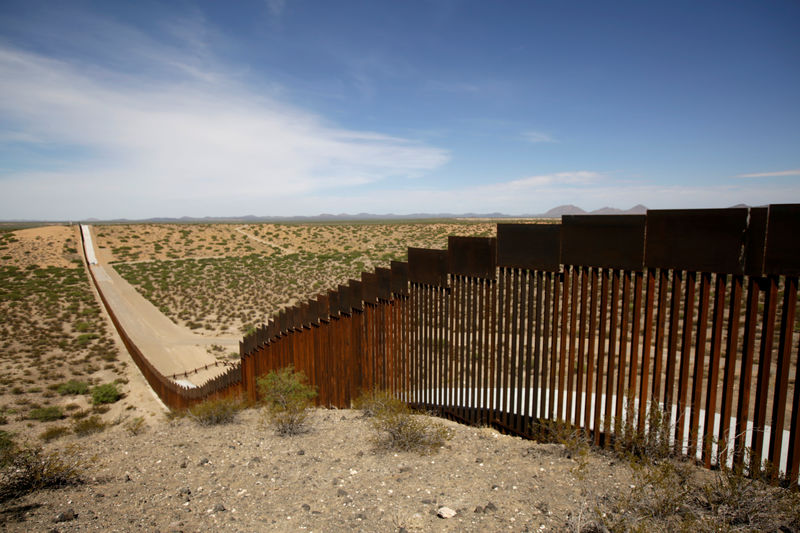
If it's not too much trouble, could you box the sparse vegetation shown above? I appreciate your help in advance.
[90,383,120,405]
[72,415,106,436]
[39,425,70,442]
[28,406,64,422]
[358,389,453,454]
[124,416,147,435]
[187,397,242,426]
[57,379,90,396]
[258,367,317,436]
[0,436,84,502]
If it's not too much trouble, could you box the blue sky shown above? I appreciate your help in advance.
[1,0,798,219]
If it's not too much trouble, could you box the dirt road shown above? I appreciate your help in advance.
[83,225,240,385]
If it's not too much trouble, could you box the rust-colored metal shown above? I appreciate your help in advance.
[789,330,800,482]
[562,215,645,271]
[593,269,609,446]
[550,271,562,422]
[575,267,589,427]
[645,208,749,274]
[664,270,683,414]
[676,270,696,452]
[505,268,524,427]
[408,247,448,286]
[555,268,570,420]
[730,276,754,467]
[702,273,727,467]
[769,276,797,475]
[628,271,644,429]
[764,204,800,276]
[604,269,620,445]
[448,236,497,279]
[584,267,599,435]
[688,272,711,459]
[523,271,535,430]
[751,277,778,471]
[652,269,670,406]
[615,271,632,434]
[496,223,561,271]
[566,266,579,424]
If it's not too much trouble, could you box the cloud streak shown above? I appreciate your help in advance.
[736,169,800,178]
[522,131,556,144]
[0,32,448,218]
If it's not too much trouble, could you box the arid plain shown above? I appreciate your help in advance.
[1,221,797,532]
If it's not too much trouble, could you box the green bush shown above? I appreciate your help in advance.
[57,380,89,396]
[0,442,83,502]
[28,406,64,422]
[258,367,317,436]
[90,383,120,405]
[368,397,452,454]
[353,389,405,418]
[187,397,241,426]
[73,415,106,436]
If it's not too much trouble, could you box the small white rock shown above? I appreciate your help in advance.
[437,506,457,519]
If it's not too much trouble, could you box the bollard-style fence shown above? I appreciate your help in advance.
[240,205,800,483]
[79,226,242,409]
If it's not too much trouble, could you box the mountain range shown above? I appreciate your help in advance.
[76,204,650,224]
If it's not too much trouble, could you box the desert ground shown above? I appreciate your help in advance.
[1,221,798,532]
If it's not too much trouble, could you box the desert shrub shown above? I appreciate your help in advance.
[600,457,800,532]
[187,397,241,426]
[124,416,147,435]
[611,398,673,464]
[39,425,70,442]
[72,415,106,436]
[28,406,64,422]
[370,402,452,454]
[353,389,405,418]
[0,430,14,465]
[91,404,111,414]
[528,418,590,460]
[696,462,800,531]
[0,442,83,502]
[57,380,89,396]
[258,367,317,436]
[90,383,120,405]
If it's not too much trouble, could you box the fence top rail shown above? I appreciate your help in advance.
[239,204,800,353]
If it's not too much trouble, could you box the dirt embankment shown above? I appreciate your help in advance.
[1,408,633,532]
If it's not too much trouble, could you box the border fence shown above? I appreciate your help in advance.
[79,225,242,409]
[81,206,800,483]
[240,205,800,483]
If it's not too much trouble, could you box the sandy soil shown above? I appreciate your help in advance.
[0,408,638,532]
[0,225,82,269]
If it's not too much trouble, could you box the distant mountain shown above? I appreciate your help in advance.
[4,204,656,223]
[589,204,648,215]
[541,205,586,217]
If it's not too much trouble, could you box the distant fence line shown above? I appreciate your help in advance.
[240,205,800,483]
[79,225,241,409]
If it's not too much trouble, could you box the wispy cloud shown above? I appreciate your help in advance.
[735,169,800,178]
[522,131,555,144]
[506,171,599,188]
[0,27,448,218]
